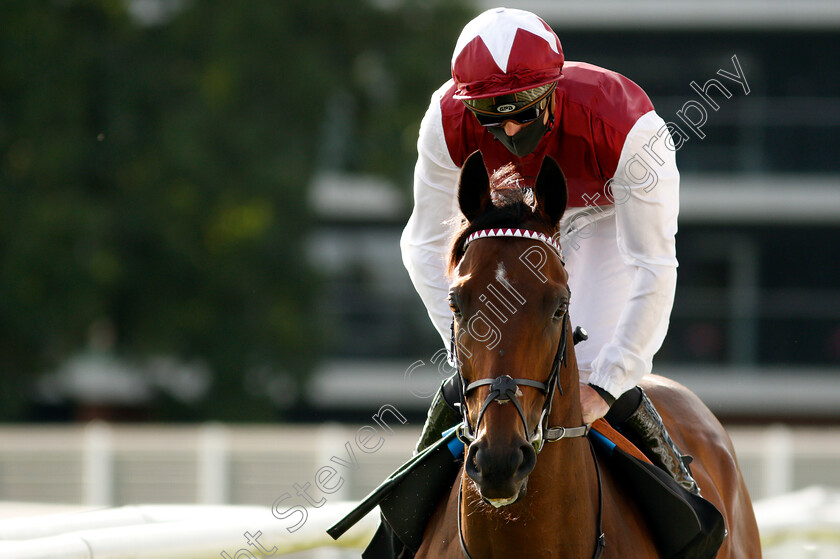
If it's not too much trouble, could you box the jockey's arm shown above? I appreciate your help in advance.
[586,110,680,401]
[400,87,461,350]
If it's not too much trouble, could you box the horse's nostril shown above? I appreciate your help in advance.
[510,446,525,473]
[465,443,483,482]
[466,440,535,487]
[518,443,537,478]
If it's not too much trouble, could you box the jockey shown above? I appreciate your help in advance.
[401,7,699,495]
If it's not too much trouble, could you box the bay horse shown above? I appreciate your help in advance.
[415,151,761,558]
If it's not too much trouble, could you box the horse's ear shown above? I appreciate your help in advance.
[534,156,567,226]
[458,151,491,223]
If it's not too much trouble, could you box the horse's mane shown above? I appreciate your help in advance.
[447,164,555,275]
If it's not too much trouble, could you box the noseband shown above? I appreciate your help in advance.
[451,228,589,453]
[453,313,588,453]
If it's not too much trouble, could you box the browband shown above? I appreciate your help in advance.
[463,228,564,261]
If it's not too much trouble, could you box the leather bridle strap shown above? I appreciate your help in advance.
[455,313,575,452]
[545,424,591,441]
[462,374,547,447]
[589,436,607,559]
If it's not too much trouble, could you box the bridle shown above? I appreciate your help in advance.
[452,314,588,453]
[451,228,590,453]
[451,227,605,559]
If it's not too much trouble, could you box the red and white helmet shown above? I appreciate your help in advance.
[451,7,564,101]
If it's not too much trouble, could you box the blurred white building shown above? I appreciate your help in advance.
[306,0,840,423]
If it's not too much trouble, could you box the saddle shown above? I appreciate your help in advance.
[329,422,726,559]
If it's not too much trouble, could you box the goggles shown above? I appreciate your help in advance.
[463,82,555,128]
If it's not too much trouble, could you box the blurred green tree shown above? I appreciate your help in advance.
[0,0,472,421]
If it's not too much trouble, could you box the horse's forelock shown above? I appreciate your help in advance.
[447,167,551,275]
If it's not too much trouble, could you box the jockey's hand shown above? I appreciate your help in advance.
[579,383,611,424]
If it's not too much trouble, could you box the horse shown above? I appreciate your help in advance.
[414,151,761,558]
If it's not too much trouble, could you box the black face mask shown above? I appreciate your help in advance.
[488,115,551,157]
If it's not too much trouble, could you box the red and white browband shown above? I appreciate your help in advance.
[463,228,564,260]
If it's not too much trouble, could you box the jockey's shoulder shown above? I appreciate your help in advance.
[437,79,465,115]
[559,61,654,131]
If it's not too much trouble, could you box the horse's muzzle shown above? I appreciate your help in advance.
[465,438,537,504]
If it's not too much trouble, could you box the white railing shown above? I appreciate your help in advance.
[2,423,840,507]
[0,503,378,558]
[0,492,839,558]
[1,422,840,557]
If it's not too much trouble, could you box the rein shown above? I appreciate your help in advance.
[451,227,606,559]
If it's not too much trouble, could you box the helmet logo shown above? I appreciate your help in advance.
[497,104,517,113]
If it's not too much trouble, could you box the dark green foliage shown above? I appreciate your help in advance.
[0,0,473,421]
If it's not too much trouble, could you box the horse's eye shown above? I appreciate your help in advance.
[449,298,462,318]
[553,301,568,319]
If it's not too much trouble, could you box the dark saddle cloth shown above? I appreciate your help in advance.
[329,423,726,559]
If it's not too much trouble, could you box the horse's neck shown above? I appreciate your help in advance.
[460,434,600,558]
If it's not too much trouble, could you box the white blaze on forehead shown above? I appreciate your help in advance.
[495,262,508,284]
[452,8,560,73]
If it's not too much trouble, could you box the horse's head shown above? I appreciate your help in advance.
[449,151,576,507]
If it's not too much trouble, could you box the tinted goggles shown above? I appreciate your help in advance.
[463,82,555,128]
[471,103,544,127]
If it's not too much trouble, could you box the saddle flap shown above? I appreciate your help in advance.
[589,422,726,559]
[377,430,463,552]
